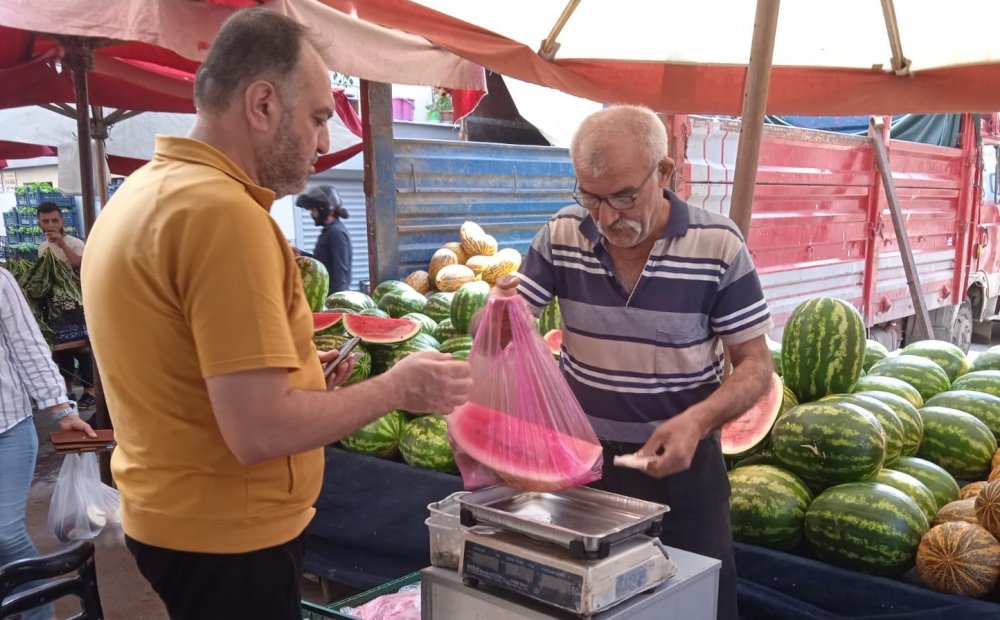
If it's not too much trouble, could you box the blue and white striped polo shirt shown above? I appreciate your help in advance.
[518,190,773,444]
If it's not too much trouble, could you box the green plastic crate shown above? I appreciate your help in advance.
[301,572,421,619]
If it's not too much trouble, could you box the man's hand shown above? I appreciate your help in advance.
[636,412,705,478]
[45,229,64,244]
[386,350,473,415]
[469,274,520,340]
[57,414,97,437]
[317,349,357,389]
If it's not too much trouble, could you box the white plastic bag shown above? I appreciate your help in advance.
[48,453,113,542]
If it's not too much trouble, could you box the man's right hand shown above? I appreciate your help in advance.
[387,350,473,415]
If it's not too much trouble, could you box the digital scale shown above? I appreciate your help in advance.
[421,485,719,618]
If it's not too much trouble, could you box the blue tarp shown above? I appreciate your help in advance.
[763,114,964,148]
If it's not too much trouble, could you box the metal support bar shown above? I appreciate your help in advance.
[102,108,143,125]
[39,102,77,119]
[880,0,912,76]
[361,80,399,285]
[538,0,580,60]
[63,41,97,238]
[729,0,780,240]
[869,116,933,340]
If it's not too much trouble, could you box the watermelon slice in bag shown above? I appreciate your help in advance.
[448,402,603,492]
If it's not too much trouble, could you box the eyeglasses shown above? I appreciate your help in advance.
[572,164,659,211]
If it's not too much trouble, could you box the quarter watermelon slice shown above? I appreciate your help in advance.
[312,312,343,332]
[721,373,784,457]
[343,314,421,344]
[448,402,603,492]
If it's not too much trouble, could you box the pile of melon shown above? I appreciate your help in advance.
[403,221,523,294]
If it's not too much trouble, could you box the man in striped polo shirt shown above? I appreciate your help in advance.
[507,105,774,620]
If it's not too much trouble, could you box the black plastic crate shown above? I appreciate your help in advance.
[2,211,17,228]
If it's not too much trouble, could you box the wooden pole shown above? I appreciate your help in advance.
[361,81,398,288]
[869,116,933,340]
[729,0,780,240]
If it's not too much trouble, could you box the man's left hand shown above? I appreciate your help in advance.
[318,350,357,389]
[637,412,704,478]
[57,414,97,437]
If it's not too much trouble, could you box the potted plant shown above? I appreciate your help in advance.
[426,88,453,123]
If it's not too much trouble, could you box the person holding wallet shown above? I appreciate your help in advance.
[0,267,95,620]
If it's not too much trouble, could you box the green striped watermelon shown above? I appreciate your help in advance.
[781,298,866,402]
[450,349,470,361]
[423,292,455,323]
[346,344,371,385]
[875,469,938,524]
[296,256,329,311]
[855,391,923,457]
[822,394,905,464]
[951,370,1000,398]
[851,375,924,408]
[867,355,951,402]
[926,390,1000,442]
[399,415,457,473]
[537,296,562,335]
[864,339,890,372]
[451,281,491,335]
[360,307,390,319]
[886,456,960,511]
[325,291,377,313]
[432,318,458,342]
[766,336,782,375]
[340,411,406,457]
[917,406,997,479]
[439,336,474,355]
[371,280,413,304]
[733,451,781,469]
[771,401,886,488]
[902,340,970,383]
[401,312,437,335]
[379,288,428,318]
[971,347,1000,373]
[804,482,928,576]
[781,383,798,415]
[728,465,813,551]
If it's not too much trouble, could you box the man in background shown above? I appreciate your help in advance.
[296,185,353,293]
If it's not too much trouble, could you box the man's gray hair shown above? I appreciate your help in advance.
[570,105,668,177]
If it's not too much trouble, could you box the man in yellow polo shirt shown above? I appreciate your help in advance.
[81,9,472,619]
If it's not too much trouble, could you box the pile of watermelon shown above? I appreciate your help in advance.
[725,297,1000,593]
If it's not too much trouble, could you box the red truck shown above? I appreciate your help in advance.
[666,113,1000,353]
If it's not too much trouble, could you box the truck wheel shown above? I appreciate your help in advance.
[931,301,972,353]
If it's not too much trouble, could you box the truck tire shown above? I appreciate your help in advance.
[931,301,972,353]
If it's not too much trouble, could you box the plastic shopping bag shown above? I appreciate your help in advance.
[447,294,602,492]
[48,452,114,542]
[341,585,421,620]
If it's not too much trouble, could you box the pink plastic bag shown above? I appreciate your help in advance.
[343,590,420,620]
[447,294,602,492]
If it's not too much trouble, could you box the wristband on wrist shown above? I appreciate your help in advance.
[52,401,78,422]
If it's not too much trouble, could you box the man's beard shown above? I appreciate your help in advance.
[597,218,644,247]
[257,112,310,197]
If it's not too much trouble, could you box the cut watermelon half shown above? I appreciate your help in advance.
[448,402,603,492]
[312,312,344,332]
[543,329,562,356]
[343,314,421,344]
[720,372,783,457]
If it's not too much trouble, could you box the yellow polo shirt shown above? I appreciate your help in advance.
[81,136,325,553]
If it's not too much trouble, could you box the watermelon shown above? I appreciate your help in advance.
[423,292,455,323]
[876,469,938,524]
[543,329,563,359]
[781,297,866,402]
[450,349,470,361]
[917,406,997,479]
[971,347,1000,373]
[887,456,961,511]
[951,370,1000,398]
[371,280,413,304]
[401,312,438,335]
[451,281,491,335]
[343,314,421,344]
[438,336,473,355]
[325,291,377,313]
[855,391,923,457]
[340,411,406,457]
[379,288,428,318]
[721,373,784,457]
[864,339,890,372]
[314,334,350,353]
[347,344,372,384]
[771,401,885,488]
[765,336,782,375]
[359,307,390,319]
[538,296,562,335]
[728,464,813,551]
[902,340,970,383]
[733,451,781,469]
[822,394,905,464]
[296,256,329,311]
[804,482,928,576]
[432,318,458,342]
[851,375,924,408]
[368,345,395,375]
[448,402,602,492]
[926,390,1000,441]
[399,415,457,473]
[867,355,951,402]
[312,311,343,333]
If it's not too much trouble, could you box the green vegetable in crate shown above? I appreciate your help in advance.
[780,297,865,402]
[399,415,457,473]
[340,411,406,458]
[867,355,950,402]
[728,465,812,551]
[804,481,928,576]
[295,256,328,312]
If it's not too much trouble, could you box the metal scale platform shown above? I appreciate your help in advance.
[421,486,721,619]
